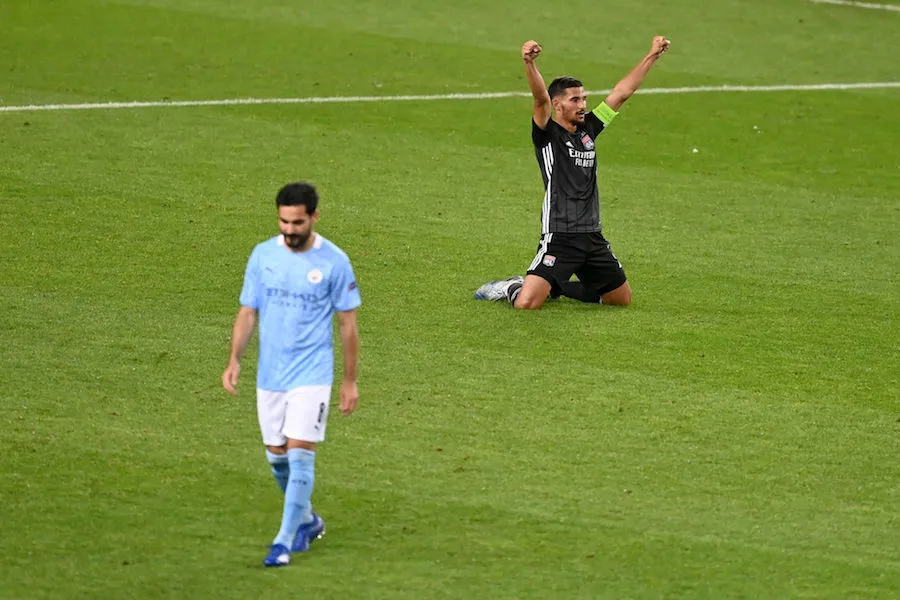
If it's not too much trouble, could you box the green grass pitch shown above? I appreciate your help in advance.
[1,0,898,598]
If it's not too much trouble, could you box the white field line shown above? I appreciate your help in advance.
[808,0,900,11]
[1,82,899,114]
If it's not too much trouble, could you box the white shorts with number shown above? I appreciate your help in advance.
[257,386,331,445]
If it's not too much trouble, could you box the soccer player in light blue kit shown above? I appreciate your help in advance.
[221,182,361,567]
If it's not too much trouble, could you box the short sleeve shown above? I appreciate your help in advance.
[330,258,362,312]
[239,248,261,309]
[585,101,618,138]
[532,119,552,147]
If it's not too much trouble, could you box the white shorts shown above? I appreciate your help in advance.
[257,386,331,446]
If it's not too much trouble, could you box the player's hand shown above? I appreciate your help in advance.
[522,40,542,63]
[339,379,359,416]
[650,36,671,58]
[222,359,241,395]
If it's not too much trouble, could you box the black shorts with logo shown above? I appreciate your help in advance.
[526,232,627,296]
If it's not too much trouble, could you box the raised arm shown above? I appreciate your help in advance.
[603,36,671,112]
[522,40,551,128]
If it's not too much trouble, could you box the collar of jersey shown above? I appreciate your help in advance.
[277,233,323,251]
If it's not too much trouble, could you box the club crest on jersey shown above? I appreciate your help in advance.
[580,133,594,150]
[542,254,556,267]
[307,269,323,284]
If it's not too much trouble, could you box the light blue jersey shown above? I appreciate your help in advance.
[240,234,361,391]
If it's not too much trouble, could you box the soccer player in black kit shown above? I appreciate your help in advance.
[475,36,670,309]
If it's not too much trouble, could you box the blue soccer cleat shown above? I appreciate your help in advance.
[263,543,291,567]
[291,513,326,552]
[474,276,523,301]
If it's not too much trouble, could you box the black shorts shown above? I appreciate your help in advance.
[526,232,627,296]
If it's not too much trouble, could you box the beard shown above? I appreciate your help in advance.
[283,231,311,250]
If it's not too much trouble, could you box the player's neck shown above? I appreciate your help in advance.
[553,116,578,134]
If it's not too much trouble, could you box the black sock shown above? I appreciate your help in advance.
[558,281,602,303]
[506,282,523,305]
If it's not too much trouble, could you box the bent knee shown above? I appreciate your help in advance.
[513,296,545,310]
[609,292,632,306]
[602,283,632,306]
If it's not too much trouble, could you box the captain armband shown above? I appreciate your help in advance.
[592,101,619,126]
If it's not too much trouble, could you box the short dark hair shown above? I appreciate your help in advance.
[548,76,583,99]
[275,182,319,213]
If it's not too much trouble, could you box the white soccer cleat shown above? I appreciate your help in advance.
[473,276,524,301]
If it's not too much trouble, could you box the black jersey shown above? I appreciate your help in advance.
[531,105,616,234]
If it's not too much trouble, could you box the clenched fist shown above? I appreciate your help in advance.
[522,40,542,63]
[650,36,671,58]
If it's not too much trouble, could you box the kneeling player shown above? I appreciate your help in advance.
[475,36,670,309]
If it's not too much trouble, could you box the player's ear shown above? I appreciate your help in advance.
[312,209,320,223]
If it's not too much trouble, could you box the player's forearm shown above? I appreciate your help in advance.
[229,308,257,362]
[339,325,359,382]
[524,61,551,106]
[613,53,660,99]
